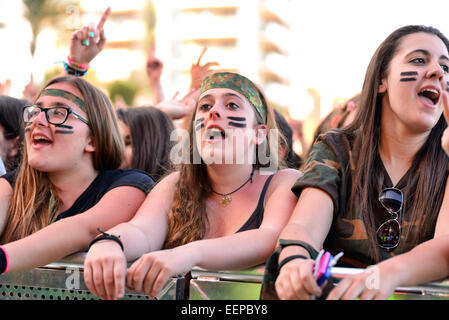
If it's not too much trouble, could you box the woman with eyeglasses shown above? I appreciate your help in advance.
[0,76,154,274]
[266,25,449,300]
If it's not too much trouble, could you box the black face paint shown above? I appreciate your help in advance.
[446,82,449,93]
[55,124,73,130]
[55,130,74,135]
[400,71,418,82]
[195,118,205,131]
[228,121,247,128]
[24,127,30,133]
[227,116,246,122]
[227,116,247,128]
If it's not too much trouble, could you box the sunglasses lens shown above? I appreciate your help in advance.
[377,219,400,249]
[379,188,403,213]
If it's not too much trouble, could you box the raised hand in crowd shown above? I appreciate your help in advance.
[0,79,11,96]
[146,37,165,104]
[22,74,39,101]
[69,7,110,66]
[154,89,198,121]
[189,47,219,91]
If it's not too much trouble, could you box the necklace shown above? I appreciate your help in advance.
[211,168,255,206]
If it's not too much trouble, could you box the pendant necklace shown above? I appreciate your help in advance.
[211,168,255,206]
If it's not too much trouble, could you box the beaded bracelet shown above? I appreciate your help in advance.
[64,63,88,77]
[67,56,89,70]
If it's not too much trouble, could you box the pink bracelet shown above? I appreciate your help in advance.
[67,56,89,70]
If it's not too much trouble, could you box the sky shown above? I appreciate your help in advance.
[0,0,448,120]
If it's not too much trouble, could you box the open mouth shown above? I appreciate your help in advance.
[205,127,226,141]
[418,87,440,106]
[32,134,53,146]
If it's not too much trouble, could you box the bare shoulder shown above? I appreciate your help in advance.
[146,171,180,199]
[263,168,302,196]
[270,168,302,185]
[154,171,180,188]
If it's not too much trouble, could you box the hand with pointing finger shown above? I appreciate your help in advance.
[69,7,111,65]
[189,47,219,91]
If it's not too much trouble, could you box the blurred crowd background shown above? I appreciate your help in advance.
[0,0,448,157]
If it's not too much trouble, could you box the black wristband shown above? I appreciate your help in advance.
[278,254,308,273]
[65,63,88,77]
[88,228,124,251]
[278,239,319,260]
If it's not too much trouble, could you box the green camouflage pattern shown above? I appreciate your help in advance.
[199,72,266,124]
[39,89,85,111]
[260,129,443,299]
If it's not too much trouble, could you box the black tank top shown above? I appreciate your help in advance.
[236,173,275,233]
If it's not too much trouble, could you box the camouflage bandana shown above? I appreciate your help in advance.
[199,72,267,124]
[39,89,85,111]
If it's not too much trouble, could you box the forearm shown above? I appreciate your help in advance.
[105,222,159,261]
[149,83,164,105]
[380,236,449,287]
[189,228,279,271]
[277,222,321,261]
[4,218,95,272]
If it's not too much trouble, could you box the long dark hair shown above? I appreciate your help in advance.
[344,25,449,262]
[117,107,174,181]
[0,96,27,171]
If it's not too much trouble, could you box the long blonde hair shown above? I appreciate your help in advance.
[1,76,124,243]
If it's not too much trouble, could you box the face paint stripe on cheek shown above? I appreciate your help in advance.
[194,118,205,131]
[227,116,246,122]
[55,124,73,130]
[228,121,247,128]
[400,71,418,82]
[400,71,418,76]
[55,130,74,134]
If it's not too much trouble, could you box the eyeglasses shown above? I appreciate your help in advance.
[23,105,89,126]
[376,187,403,251]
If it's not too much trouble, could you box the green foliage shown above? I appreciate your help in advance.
[107,80,139,106]
[22,0,78,56]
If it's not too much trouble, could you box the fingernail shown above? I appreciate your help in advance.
[83,39,90,46]
[89,31,94,38]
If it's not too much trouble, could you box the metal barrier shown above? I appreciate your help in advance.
[190,265,449,300]
[1,253,448,300]
[0,252,184,300]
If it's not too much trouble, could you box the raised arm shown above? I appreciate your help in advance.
[66,7,110,75]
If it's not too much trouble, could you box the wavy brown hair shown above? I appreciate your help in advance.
[164,79,284,248]
[343,25,449,262]
[1,76,124,243]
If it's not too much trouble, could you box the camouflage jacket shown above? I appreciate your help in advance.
[260,129,444,299]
